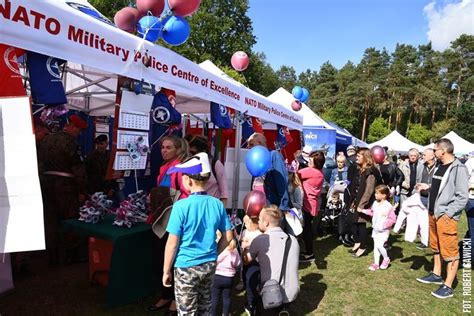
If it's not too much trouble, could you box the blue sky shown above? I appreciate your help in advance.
[247,0,473,74]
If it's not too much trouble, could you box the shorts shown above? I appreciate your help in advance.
[429,214,459,262]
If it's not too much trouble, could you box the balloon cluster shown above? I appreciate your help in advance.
[40,105,69,126]
[127,136,149,162]
[291,86,310,111]
[243,145,272,217]
[112,190,150,228]
[78,192,114,224]
[114,0,201,46]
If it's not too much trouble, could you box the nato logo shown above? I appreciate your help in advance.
[66,2,115,26]
[3,47,21,75]
[220,105,228,117]
[46,57,61,80]
[152,106,171,124]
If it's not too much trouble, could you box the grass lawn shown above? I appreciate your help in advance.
[0,217,471,315]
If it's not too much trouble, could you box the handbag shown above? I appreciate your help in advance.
[151,174,181,238]
[261,235,291,310]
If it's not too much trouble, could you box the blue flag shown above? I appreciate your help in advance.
[26,52,67,106]
[242,115,255,140]
[150,92,182,126]
[210,102,232,129]
[276,124,293,148]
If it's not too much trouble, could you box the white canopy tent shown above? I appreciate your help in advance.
[369,130,424,153]
[1,0,302,130]
[268,88,334,129]
[424,131,474,155]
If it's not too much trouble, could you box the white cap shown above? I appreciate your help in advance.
[167,152,211,176]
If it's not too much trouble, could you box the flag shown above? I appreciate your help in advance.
[252,117,263,133]
[26,51,67,106]
[277,124,293,147]
[150,91,182,126]
[210,102,232,129]
[0,44,26,97]
[242,115,255,140]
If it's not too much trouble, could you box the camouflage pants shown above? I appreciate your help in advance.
[174,261,217,315]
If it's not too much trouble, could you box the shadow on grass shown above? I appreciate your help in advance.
[313,234,340,270]
[400,255,432,272]
[289,272,326,315]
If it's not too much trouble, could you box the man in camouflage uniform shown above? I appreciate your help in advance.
[85,134,113,196]
[38,115,87,264]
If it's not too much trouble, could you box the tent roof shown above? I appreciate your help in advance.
[327,121,353,145]
[268,88,334,129]
[1,0,302,129]
[369,130,424,153]
[443,131,474,155]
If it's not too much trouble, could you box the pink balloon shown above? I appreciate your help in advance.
[167,0,201,17]
[136,0,165,16]
[370,145,386,164]
[243,190,266,218]
[291,100,302,111]
[114,7,140,33]
[231,51,250,72]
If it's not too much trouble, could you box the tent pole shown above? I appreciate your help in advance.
[231,111,242,216]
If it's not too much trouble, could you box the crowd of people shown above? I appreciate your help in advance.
[23,114,474,315]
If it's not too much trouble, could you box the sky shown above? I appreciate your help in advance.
[247,0,473,74]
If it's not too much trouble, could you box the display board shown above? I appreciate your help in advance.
[225,147,252,210]
[0,97,45,253]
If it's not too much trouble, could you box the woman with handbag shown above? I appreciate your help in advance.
[348,148,380,258]
[148,135,189,315]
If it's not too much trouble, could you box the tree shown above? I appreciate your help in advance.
[367,117,390,143]
[406,124,433,145]
[275,65,297,92]
[431,118,456,140]
[245,52,280,95]
[89,0,129,20]
[454,102,474,142]
[170,0,256,67]
[320,102,358,132]
[311,61,338,113]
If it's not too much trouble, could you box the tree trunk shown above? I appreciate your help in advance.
[361,97,370,141]
[431,107,436,126]
[456,76,462,109]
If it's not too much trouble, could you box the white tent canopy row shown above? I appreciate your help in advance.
[424,131,474,155]
[0,0,303,130]
[368,130,424,153]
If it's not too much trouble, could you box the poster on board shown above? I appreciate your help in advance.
[303,128,337,159]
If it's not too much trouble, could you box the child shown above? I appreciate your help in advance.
[361,185,397,271]
[240,215,262,314]
[163,153,233,315]
[211,236,241,316]
[288,166,303,213]
[324,192,343,221]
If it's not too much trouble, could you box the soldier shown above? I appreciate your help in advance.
[85,134,113,196]
[38,115,88,265]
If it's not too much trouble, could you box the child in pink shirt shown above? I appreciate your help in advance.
[211,238,241,316]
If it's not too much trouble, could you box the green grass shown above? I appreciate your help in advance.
[0,217,470,315]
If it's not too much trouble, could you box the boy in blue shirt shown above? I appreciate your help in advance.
[163,152,233,315]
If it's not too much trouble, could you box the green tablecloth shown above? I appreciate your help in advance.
[62,215,159,308]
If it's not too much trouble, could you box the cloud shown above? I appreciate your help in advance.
[424,0,474,50]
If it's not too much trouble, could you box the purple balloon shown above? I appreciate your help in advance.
[370,145,386,164]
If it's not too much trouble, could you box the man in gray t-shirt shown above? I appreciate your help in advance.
[244,206,300,313]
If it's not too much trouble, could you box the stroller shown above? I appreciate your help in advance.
[320,181,349,236]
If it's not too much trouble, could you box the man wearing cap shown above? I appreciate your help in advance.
[38,114,88,264]
[85,134,114,196]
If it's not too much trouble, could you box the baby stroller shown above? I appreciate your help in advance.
[320,181,348,236]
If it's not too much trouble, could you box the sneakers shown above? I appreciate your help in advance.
[431,284,454,299]
[416,243,428,250]
[244,303,256,316]
[380,259,390,270]
[368,263,379,271]
[299,253,315,263]
[416,272,443,285]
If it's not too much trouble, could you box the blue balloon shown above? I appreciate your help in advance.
[162,15,190,46]
[292,86,303,100]
[137,16,162,42]
[300,88,310,102]
[245,145,271,177]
